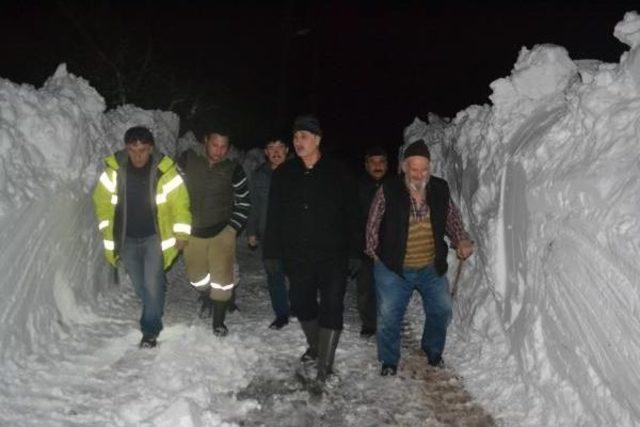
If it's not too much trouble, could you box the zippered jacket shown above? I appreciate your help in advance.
[92,150,192,270]
[179,148,251,237]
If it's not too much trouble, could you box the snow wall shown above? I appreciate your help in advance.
[404,11,640,426]
[0,64,180,361]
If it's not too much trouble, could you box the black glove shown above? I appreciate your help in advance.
[348,258,362,279]
[264,259,280,275]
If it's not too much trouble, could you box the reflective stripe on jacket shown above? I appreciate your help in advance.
[92,151,192,270]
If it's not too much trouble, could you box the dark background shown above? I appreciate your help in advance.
[0,0,636,162]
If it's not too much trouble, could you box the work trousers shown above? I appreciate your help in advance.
[184,227,236,302]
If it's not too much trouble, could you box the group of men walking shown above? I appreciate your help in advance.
[92,115,474,381]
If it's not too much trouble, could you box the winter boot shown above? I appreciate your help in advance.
[316,328,341,382]
[227,287,239,313]
[299,319,319,362]
[380,364,397,376]
[212,300,229,337]
[428,357,445,369]
[139,334,158,349]
[269,316,289,330]
[198,291,213,318]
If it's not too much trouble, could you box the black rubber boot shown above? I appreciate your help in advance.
[299,319,319,362]
[316,328,341,382]
[212,300,229,336]
[198,291,213,319]
[228,287,239,313]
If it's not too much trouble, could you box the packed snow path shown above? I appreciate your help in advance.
[0,239,494,426]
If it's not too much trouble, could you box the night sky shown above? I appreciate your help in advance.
[1,0,636,163]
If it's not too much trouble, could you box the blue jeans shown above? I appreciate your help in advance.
[120,235,167,338]
[374,261,452,366]
[264,259,290,319]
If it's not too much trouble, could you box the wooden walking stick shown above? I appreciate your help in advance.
[450,257,465,298]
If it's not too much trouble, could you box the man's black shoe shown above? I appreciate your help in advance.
[269,317,289,330]
[428,357,445,368]
[380,364,397,376]
[360,326,376,338]
[139,336,157,349]
[213,324,229,337]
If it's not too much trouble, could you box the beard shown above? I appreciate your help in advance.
[405,175,428,194]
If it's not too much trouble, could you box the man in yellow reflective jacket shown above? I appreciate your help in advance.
[92,126,191,348]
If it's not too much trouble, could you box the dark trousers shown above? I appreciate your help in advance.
[356,257,377,330]
[284,258,348,330]
[264,259,290,319]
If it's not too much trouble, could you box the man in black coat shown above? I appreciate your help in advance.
[263,115,361,382]
[356,146,389,337]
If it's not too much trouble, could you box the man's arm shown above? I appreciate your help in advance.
[165,165,192,250]
[364,186,386,260]
[92,166,119,266]
[445,199,474,259]
[246,169,260,245]
[342,165,362,259]
[262,168,282,260]
[228,164,251,233]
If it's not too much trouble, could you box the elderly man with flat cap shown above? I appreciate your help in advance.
[365,139,474,376]
[263,115,361,383]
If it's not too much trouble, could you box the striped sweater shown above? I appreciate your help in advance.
[179,149,251,238]
[403,215,436,268]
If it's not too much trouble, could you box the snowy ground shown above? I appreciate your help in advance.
[0,239,494,426]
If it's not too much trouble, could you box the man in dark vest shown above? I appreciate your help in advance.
[365,139,474,376]
[263,115,361,382]
[356,146,389,337]
[179,127,251,336]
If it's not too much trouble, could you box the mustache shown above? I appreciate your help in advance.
[404,176,428,193]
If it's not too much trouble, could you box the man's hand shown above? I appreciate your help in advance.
[248,235,258,249]
[456,239,474,260]
[176,239,187,251]
[348,258,362,279]
[264,259,280,275]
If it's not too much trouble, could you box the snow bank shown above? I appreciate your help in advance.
[406,11,640,426]
[0,64,179,361]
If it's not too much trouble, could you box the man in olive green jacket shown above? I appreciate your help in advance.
[93,126,192,348]
[179,127,251,337]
